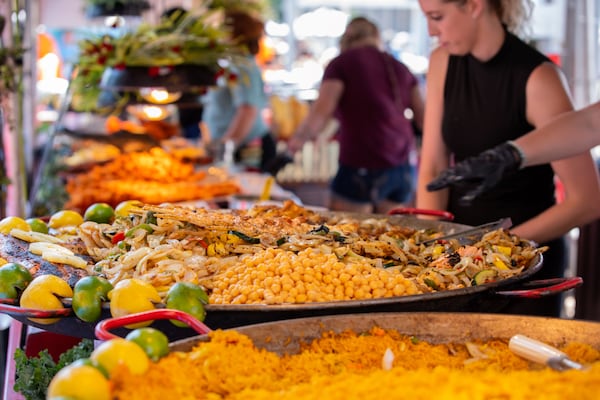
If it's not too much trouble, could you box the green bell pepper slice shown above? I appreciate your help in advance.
[125,223,154,238]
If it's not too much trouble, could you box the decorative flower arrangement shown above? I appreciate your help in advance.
[70,5,248,113]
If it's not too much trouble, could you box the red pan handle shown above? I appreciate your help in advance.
[0,302,72,318]
[495,277,583,298]
[387,208,455,221]
[95,308,212,341]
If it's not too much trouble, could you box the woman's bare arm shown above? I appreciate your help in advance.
[415,47,451,213]
[409,84,425,132]
[516,101,600,166]
[287,79,344,153]
[510,63,600,242]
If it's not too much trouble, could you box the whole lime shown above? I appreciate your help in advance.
[126,327,170,362]
[84,203,115,224]
[26,218,49,234]
[0,262,33,299]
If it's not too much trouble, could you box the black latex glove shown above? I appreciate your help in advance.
[263,152,294,176]
[427,141,524,205]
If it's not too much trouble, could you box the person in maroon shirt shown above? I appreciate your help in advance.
[288,16,424,213]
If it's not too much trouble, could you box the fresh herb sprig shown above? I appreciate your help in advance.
[13,339,94,400]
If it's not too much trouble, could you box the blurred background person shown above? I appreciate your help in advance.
[415,0,600,317]
[202,9,276,171]
[289,16,424,214]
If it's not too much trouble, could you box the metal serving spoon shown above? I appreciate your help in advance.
[417,217,513,246]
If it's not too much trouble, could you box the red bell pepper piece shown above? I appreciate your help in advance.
[111,231,125,244]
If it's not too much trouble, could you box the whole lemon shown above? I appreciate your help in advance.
[47,364,111,400]
[0,216,31,234]
[114,200,143,218]
[108,278,160,328]
[48,210,84,229]
[91,338,150,376]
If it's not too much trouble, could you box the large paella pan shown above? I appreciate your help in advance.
[0,201,578,339]
[85,312,600,400]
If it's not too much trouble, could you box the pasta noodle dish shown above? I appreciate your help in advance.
[75,201,546,304]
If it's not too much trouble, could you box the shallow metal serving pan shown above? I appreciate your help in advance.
[0,211,579,340]
[170,312,600,354]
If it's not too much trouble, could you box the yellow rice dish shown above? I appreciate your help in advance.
[110,328,600,400]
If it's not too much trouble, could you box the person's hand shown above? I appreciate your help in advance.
[286,134,305,154]
[427,141,524,204]
[206,140,223,161]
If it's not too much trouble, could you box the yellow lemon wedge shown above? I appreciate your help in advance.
[108,278,160,328]
[19,275,73,324]
[0,216,31,234]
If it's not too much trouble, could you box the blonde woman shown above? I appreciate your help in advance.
[416,0,600,316]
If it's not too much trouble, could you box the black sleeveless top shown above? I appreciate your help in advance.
[442,31,556,226]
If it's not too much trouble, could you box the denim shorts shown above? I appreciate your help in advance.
[331,164,417,205]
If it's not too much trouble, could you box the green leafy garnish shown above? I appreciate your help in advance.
[14,339,94,400]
